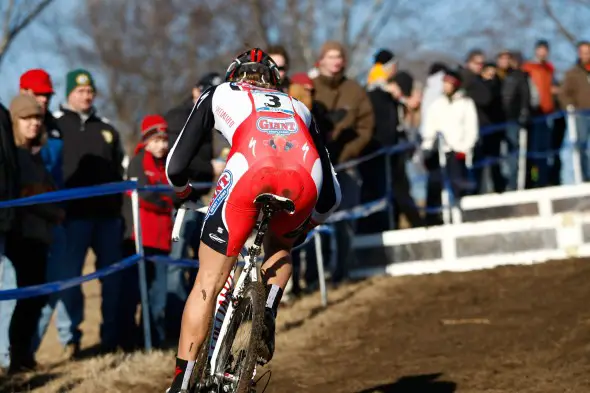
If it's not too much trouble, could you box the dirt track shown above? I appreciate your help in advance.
[2,258,590,392]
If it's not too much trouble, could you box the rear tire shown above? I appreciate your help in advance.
[215,281,266,393]
[188,322,212,393]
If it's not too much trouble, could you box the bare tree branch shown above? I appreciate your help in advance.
[0,0,53,66]
[341,0,353,46]
[349,0,384,55]
[543,0,578,46]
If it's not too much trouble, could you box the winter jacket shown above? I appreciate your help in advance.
[313,73,375,163]
[55,106,124,218]
[421,71,445,130]
[367,86,401,147]
[422,91,479,154]
[126,148,174,252]
[559,62,590,110]
[13,147,62,244]
[502,68,531,122]
[459,68,493,127]
[164,98,214,186]
[482,76,505,127]
[40,112,64,188]
[0,103,19,233]
[522,60,555,114]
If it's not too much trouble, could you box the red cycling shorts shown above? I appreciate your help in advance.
[200,114,323,257]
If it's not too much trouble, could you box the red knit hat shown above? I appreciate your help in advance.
[141,114,167,141]
[20,69,54,95]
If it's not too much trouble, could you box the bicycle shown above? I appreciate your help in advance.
[171,192,296,393]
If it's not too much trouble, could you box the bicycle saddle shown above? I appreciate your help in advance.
[254,193,295,214]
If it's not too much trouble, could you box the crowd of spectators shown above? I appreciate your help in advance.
[0,37,588,373]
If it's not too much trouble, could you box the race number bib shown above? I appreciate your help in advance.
[251,91,295,115]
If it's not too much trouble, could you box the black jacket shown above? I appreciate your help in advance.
[0,103,19,233]
[502,69,531,123]
[55,106,124,218]
[164,99,214,186]
[460,68,493,127]
[367,86,401,147]
[482,76,505,127]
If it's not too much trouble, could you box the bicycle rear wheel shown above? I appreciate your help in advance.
[214,281,266,393]
[188,322,212,393]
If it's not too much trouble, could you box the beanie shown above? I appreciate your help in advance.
[10,94,42,120]
[66,69,96,98]
[141,114,168,141]
[374,49,395,65]
[20,69,54,95]
[319,41,347,62]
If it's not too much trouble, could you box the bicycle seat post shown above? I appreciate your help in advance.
[248,205,275,261]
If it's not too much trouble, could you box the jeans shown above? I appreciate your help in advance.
[32,224,68,352]
[505,124,522,191]
[39,218,123,349]
[166,208,201,338]
[575,114,590,182]
[527,119,551,188]
[0,235,16,368]
[119,242,168,349]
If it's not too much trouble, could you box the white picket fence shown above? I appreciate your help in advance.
[350,183,590,278]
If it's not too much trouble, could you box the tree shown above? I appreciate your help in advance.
[0,0,53,67]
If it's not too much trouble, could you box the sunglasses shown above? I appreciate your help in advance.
[276,66,287,71]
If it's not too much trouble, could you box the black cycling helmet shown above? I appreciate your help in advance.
[225,48,281,87]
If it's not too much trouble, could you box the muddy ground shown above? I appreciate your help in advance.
[2,257,590,393]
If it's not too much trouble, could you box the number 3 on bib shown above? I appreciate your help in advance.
[252,91,295,115]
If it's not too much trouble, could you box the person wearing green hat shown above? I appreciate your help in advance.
[38,68,125,358]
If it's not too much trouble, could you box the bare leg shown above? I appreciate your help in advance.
[261,234,292,289]
[177,242,237,360]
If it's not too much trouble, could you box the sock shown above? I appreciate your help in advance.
[265,284,284,317]
[170,357,195,391]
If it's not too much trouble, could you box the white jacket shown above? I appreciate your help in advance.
[421,90,478,154]
[420,71,445,129]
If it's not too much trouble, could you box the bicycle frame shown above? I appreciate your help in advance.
[172,202,266,385]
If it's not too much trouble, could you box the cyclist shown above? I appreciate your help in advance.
[165,48,341,392]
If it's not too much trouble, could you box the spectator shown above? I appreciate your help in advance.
[496,50,511,81]
[119,115,173,350]
[559,41,590,182]
[0,99,19,373]
[501,51,532,190]
[266,44,291,92]
[522,40,556,188]
[422,70,478,225]
[421,62,448,133]
[367,49,397,87]
[163,73,221,338]
[364,56,423,232]
[49,69,125,356]
[313,40,374,284]
[287,72,334,297]
[460,49,504,194]
[7,94,63,372]
[18,69,70,358]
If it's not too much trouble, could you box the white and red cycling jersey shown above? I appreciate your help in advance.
[166,81,340,257]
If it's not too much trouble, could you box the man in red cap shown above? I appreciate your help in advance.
[19,69,54,116]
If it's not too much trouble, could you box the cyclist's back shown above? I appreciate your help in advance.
[167,80,339,256]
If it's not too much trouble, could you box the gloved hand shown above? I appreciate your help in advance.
[175,185,201,204]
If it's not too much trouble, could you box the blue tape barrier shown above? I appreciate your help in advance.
[0,180,138,208]
[0,254,141,301]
